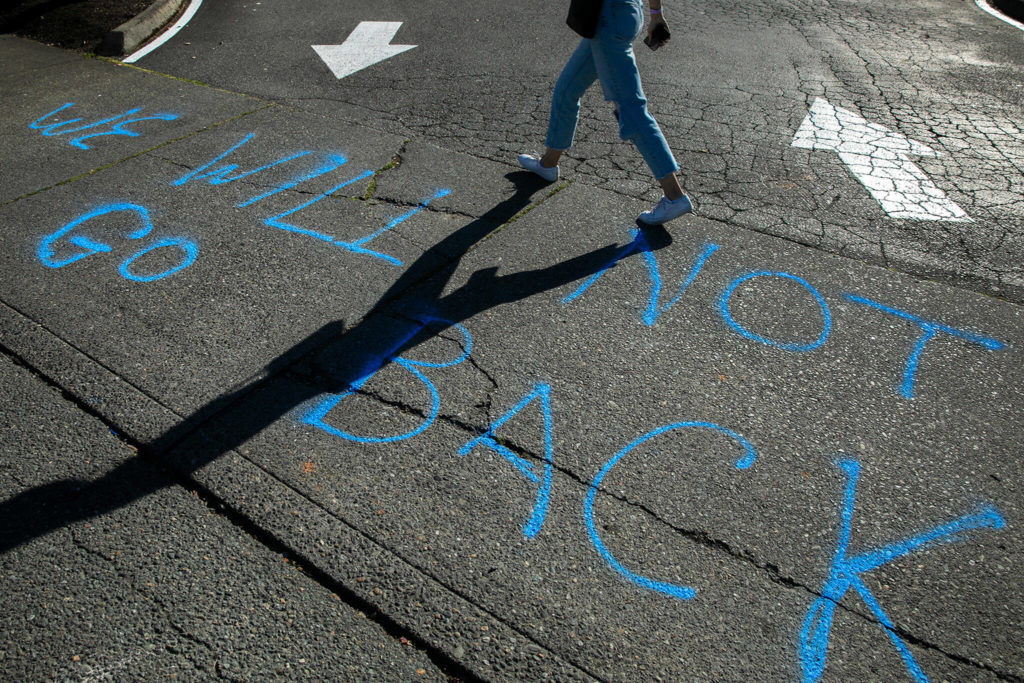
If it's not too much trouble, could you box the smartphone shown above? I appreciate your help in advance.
[643,23,671,50]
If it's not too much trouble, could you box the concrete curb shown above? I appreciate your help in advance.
[99,0,187,57]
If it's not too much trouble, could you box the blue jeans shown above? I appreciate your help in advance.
[545,0,679,180]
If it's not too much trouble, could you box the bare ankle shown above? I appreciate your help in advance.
[659,173,684,201]
[541,149,562,169]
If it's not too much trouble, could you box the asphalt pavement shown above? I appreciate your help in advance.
[1,1,1023,681]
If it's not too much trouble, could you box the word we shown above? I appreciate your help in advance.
[30,103,178,150]
[38,202,197,282]
[564,229,1004,399]
[174,132,449,266]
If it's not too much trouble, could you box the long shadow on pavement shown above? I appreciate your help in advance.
[0,171,671,553]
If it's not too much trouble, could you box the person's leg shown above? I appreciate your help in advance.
[521,38,599,181]
[545,38,599,155]
[590,1,681,190]
[659,171,684,200]
[589,1,690,222]
[540,148,563,169]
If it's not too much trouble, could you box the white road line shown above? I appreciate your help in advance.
[974,0,1024,32]
[122,0,204,63]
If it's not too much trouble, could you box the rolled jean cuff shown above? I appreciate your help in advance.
[633,134,679,179]
[644,152,680,181]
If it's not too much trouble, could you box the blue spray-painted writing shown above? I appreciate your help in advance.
[585,422,757,600]
[175,132,450,266]
[38,203,198,282]
[563,229,720,326]
[264,170,375,242]
[458,383,555,539]
[328,189,452,266]
[720,271,832,352]
[800,458,1005,682]
[118,237,199,282]
[172,132,340,206]
[265,182,449,267]
[564,233,1006,400]
[30,103,178,150]
[843,293,1004,399]
[301,318,471,443]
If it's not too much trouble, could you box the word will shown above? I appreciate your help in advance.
[174,132,449,266]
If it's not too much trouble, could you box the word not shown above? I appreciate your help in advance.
[30,103,178,150]
[313,21,418,80]
[38,203,198,282]
[792,98,971,222]
[564,233,1004,400]
[175,132,449,266]
[800,459,1005,682]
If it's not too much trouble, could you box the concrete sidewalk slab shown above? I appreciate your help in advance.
[0,355,447,681]
[0,35,82,77]
[75,178,1011,681]
[192,180,1017,680]
[164,378,600,681]
[0,35,263,203]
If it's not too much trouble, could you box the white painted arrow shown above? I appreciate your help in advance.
[792,98,971,222]
[313,22,416,80]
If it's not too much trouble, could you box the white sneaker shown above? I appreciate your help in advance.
[638,194,693,225]
[518,154,559,183]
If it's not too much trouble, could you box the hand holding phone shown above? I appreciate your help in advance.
[643,22,671,50]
